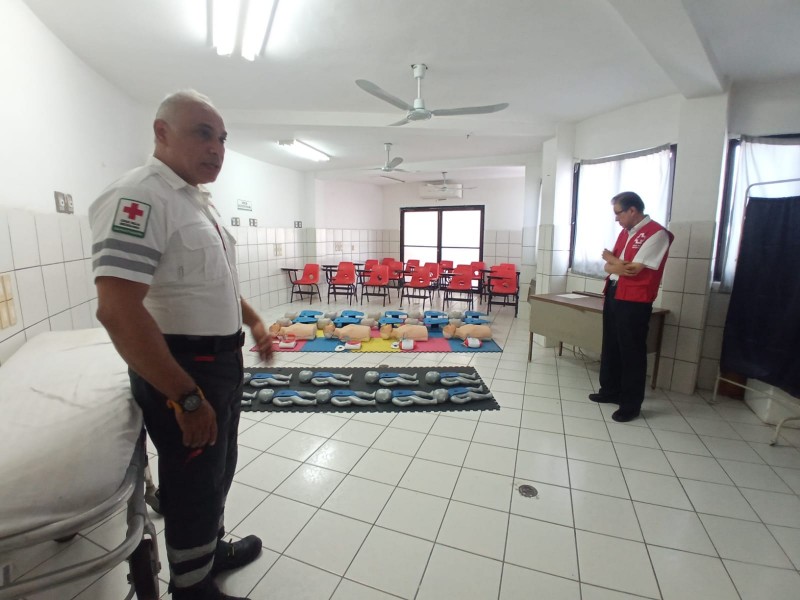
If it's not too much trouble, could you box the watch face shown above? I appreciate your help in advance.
[180,393,203,412]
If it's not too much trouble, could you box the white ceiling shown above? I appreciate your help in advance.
[23,0,800,185]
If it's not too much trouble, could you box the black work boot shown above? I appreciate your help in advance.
[211,535,263,575]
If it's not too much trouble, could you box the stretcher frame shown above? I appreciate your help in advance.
[0,432,160,600]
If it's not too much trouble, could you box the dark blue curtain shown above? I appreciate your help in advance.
[720,196,800,396]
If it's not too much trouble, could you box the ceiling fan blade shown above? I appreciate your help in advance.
[356,79,412,111]
[388,117,411,127]
[387,157,404,169]
[380,175,405,183]
[431,102,509,117]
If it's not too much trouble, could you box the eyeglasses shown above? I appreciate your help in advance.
[613,208,627,215]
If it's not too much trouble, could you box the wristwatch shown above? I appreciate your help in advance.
[168,387,205,413]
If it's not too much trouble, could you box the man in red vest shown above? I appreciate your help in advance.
[589,192,674,422]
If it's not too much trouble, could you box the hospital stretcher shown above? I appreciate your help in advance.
[0,329,160,599]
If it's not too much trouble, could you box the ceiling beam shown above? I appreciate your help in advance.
[607,0,726,97]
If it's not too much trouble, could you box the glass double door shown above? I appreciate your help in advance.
[401,206,484,266]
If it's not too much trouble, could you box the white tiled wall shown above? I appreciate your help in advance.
[0,214,530,364]
[0,209,97,364]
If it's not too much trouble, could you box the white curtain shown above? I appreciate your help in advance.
[719,137,800,292]
[572,146,673,277]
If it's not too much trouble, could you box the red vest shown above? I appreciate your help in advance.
[606,220,674,303]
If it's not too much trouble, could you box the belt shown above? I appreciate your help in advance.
[164,330,245,354]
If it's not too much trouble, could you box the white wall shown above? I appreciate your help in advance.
[729,76,800,136]
[313,180,385,229]
[380,177,525,230]
[209,150,306,228]
[574,94,683,159]
[0,0,149,215]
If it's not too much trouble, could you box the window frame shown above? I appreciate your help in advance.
[568,144,677,274]
[399,205,485,264]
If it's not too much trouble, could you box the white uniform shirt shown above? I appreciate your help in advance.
[89,157,241,336]
[609,216,670,282]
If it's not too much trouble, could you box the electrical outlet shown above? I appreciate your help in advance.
[274,244,283,257]
[334,242,343,252]
[294,221,303,228]
[249,218,258,227]
[54,191,67,213]
[231,217,241,226]
[351,244,355,251]
[65,194,74,214]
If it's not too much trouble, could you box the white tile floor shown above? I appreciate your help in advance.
[11,296,800,599]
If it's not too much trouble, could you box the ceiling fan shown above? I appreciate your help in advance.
[369,142,406,172]
[425,171,476,192]
[356,64,509,127]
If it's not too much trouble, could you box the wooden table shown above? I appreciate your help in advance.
[528,292,669,389]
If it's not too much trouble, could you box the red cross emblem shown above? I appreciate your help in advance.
[123,202,144,220]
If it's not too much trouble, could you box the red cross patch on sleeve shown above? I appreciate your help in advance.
[112,198,152,238]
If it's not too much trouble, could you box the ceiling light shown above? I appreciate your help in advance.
[211,0,279,60]
[212,0,241,57]
[242,0,278,60]
[278,140,331,162]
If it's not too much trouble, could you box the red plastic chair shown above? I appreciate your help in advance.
[401,263,438,310]
[328,262,357,305]
[291,263,322,304]
[487,270,520,316]
[361,264,391,306]
[387,260,405,298]
[443,267,475,311]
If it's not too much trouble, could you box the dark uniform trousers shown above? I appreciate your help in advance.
[599,282,653,413]
[129,343,243,591]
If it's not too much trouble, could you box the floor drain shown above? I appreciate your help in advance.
[518,484,538,498]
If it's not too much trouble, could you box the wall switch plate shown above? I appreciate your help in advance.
[231,217,241,226]
[334,241,343,252]
[54,191,67,213]
[274,244,283,257]
[249,218,258,227]
[294,221,303,228]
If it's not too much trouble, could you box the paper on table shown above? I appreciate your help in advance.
[558,293,587,299]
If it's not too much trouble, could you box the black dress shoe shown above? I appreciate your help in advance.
[211,535,262,575]
[611,408,641,423]
[588,393,619,404]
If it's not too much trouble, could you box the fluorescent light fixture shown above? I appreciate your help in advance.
[278,140,330,162]
[212,0,241,57]
[242,0,278,60]
[212,0,279,60]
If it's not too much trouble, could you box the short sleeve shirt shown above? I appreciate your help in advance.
[610,216,670,281]
[89,157,241,335]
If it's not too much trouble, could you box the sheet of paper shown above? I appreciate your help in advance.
[557,293,587,299]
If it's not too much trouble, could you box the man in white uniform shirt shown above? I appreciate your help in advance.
[90,90,272,600]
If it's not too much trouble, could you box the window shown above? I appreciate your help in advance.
[570,145,675,278]
[715,135,800,291]
[400,206,484,265]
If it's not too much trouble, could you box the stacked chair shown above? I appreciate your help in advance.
[290,263,322,304]
[327,261,357,305]
[486,263,520,316]
[360,263,391,306]
[386,259,405,298]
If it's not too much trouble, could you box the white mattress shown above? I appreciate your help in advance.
[0,328,142,538]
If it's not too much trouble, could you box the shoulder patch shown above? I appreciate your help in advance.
[112,198,151,238]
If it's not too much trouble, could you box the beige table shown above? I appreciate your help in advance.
[528,292,668,389]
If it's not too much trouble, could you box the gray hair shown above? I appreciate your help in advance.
[155,89,216,123]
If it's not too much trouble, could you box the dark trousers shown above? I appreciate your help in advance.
[599,284,653,413]
[129,348,243,590]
